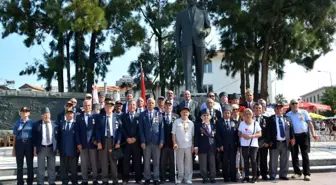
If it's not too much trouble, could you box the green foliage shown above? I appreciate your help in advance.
[274,94,288,104]
[320,88,336,116]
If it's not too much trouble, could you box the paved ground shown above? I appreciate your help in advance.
[0,173,335,185]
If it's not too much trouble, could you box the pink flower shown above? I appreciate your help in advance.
[245,128,248,131]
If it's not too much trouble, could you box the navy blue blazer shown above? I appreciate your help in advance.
[163,113,179,148]
[32,120,58,154]
[96,113,122,149]
[216,118,239,149]
[58,120,77,157]
[75,112,98,149]
[122,103,128,113]
[197,109,222,123]
[139,110,164,145]
[56,110,65,126]
[194,122,219,154]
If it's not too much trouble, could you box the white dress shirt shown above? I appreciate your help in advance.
[42,121,53,146]
[105,114,114,137]
[201,102,222,112]
[84,112,91,127]
[276,116,286,141]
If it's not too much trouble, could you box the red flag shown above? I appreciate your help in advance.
[140,61,146,104]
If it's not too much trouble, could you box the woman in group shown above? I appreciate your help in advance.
[238,108,262,183]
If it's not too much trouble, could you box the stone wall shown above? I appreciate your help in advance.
[0,90,86,130]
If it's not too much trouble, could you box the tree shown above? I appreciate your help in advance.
[274,94,287,104]
[210,0,336,100]
[320,88,336,116]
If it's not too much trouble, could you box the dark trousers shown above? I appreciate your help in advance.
[123,141,142,182]
[15,139,34,185]
[160,147,175,181]
[100,137,118,182]
[222,147,237,181]
[291,133,310,176]
[199,152,216,180]
[257,147,269,177]
[60,156,78,184]
[242,147,258,178]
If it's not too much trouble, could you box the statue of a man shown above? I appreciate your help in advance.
[175,0,211,93]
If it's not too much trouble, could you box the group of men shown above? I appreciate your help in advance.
[12,89,317,185]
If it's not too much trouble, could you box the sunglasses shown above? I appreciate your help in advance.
[291,103,298,105]
[233,109,238,111]
[209,95,215,97]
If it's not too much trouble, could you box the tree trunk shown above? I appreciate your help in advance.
[158,37,165,96]
[87,31,98,93]
[65,31,72,92]
[253,61,260,100]
[74,32,80,92]
[57,34,64,92]
[240,62,246,102]
[261,30,272,100]
[245,61,250,89]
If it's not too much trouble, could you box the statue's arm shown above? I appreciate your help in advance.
[203,11,211,37]
[175,15,181,49]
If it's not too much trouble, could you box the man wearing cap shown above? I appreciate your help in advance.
[98,92,106,108]
[70,98,80,114]
[219,92,229,108]
[57,100,73,126]
[201,92,222,112]
[122,90,134,113]
[217,105,239,182]
[253,103,270,180]
[139,98,164,185]
[178,90,199,123]
[167,90,179,113]
[12,107,35,185]
[75,100,99,185]
[231,93,240,105]
[172,107,195,184]
[96,98,122,185]
[114,100,124,177]
[115,101,124,115]
[195,109,219,184]
[155,96,165,113]
[160,100,179,183]
[33,107,58,185]
[58,108,78,185]
[120,100,142,184]
[266,103,294,180]
[286,99,318,181]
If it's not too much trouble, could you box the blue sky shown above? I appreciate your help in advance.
[1,25,336,101]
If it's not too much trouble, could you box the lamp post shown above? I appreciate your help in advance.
[318,70,334,108]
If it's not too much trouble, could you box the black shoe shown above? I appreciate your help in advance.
[242,177,249,183]
[93,181,100,185]
[113,181,119,185]
[81,183,88,185]
[144,180,150,185]
[224,179,230,182]
[102,182,109,185]
[251,178,257,183]
[202,179,207,184]
[280,176,289,180]
[210,179,216,184]
[262,176,269,180]
[269,177,276,181]
[160,179,165,184]
[154,180,159,185]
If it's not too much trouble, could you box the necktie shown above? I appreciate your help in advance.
[167,114,170,123]
[45,122,50,144]
[67,122,71,131]
[106,116,111,138]
[205,124,210,134]
[278,116,285,138]
[255,116,259,122]
[185,101,189,108]
[226,120,230,129]
[130,114,134,122]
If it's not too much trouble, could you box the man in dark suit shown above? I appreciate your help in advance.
[33,107,58,185]
[58,108,78,185]
[217,105,239,182]
[197,98,222,123]
[160,100,179,183]
[167,90,179,113]
[178,90,199,123]
[122,90,134,113]
[96,98,122,185]
[57,100,73,126]
[266,103,294,180]
[253,103,270,180]
[194,109,219,184]
[240,90,256,109]
[76,100,99,185]
[175,0,211,92]
[139,98,164,185]
[120,100,142,184]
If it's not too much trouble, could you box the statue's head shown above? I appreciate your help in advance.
[187,0,197,6]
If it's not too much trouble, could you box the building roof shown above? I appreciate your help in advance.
[300,86,336,97]
[96,86,133,92]
[0,85,11,90]
[18,83,45,91]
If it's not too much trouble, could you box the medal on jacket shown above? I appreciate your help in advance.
[108,149,112,153]
[200,128,204,136]
[115,119,119,129]
[212,130,215,137]
[92,119,95,125]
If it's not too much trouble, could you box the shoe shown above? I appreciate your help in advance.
[176,180,182,184]
[81,183,88,185]
[269,177,275,181]
[304,176,311,181]
[113,181,119,185]
[202,179,207,184]
[102,182,109,185]
[136,181,143,184]
[210,179,215,184]
[160,179,165,184]
[291,174,302,179]
[122,182,127,185]
[224,179,230,182]
[186,180,192,184]
[154,180,159,185]
[242,177,249,183]
[93,181,100,185]
[251,178,257,183]
[262,176,269,180]
[280,176,289,180]
[144,180,150,185]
